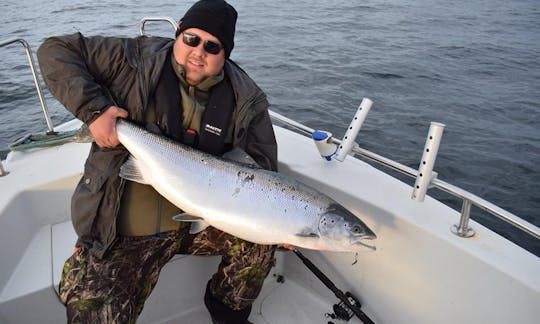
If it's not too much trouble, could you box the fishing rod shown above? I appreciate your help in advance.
[293,249,375,324]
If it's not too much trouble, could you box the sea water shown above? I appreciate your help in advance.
[0,0,538,254]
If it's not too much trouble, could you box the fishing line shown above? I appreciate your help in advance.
[352,253,358,266]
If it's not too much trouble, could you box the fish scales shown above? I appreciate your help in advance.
[116,119,376,252]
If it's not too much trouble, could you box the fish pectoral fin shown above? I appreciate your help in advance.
[172,213,204,222]
[119,156,149,184]
[189,221,210,234]
[222,147,260,168]
[295,230,320,238]
[172,213,210,234]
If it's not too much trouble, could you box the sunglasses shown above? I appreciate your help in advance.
[182,32,223,55]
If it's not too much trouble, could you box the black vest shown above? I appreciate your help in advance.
[152,54,235,156]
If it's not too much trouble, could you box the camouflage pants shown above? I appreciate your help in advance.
[59,225,276,323]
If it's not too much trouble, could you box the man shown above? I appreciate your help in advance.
[37,1,277,323]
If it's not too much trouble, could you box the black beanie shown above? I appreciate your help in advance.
[176,0,237,58]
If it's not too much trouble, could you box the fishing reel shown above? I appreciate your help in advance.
[293,249,374,324]
[325,291,362,322]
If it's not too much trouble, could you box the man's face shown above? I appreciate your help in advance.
[173,27,226,86]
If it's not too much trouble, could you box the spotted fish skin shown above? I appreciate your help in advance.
[116,119,376,252]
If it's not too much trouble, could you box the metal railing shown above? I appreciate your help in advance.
[269,110,540,240]
[0,38,55,134]
[3,19,538,241]
[139,17,177,36]
[1,37,58,176]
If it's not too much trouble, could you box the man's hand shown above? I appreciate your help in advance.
[89,106,129,148]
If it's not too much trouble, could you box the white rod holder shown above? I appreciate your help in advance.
[412,122,445,202]
[335,98,373,162]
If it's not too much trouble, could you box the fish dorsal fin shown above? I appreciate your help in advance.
[119,156,149,185]
[172,213,209,234]
[222,148,260,168]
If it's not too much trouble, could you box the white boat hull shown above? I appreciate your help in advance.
[1,120,538,323]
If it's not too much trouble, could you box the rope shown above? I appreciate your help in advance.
[8,128,89,151]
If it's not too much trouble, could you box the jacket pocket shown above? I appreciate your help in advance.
[71,160,108,243]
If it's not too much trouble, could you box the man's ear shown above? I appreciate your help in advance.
[175,21,182,38]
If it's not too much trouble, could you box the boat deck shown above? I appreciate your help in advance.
[1,121,539,323]
[1,217,363,323]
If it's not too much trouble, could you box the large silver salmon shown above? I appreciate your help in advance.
[116,119,376,252]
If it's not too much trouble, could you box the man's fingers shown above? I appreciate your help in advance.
[89,106,128,148]
[117,108,129,118]
[108,106,129,119]
[279,244,296,250]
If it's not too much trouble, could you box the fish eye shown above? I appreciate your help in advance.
[352,225,362,233]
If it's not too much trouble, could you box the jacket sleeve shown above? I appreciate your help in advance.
[37,32,134,124]
[245,103,279,172]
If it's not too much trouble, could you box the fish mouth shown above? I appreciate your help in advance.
[350,235,377,251]
[352,240,377,251]
[351,231,377,241]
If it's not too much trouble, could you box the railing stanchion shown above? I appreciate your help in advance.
[452,199,475,237]
[0,160,7,177]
